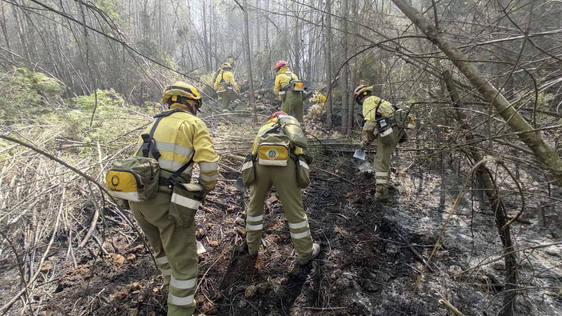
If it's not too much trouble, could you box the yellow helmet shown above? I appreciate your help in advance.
[221,62,232,70]
[353,84,374,104]
[161,81,202,112]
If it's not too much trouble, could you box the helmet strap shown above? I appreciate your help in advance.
[169,97,199,115]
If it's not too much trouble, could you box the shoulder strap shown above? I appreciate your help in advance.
[140,109,181,158]
[141,116,164,159]
[374,98,383,116]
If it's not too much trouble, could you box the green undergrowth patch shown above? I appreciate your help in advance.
[1,68,153,164]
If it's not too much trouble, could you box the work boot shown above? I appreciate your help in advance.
[248,246,258,256]
[297,243,320,265]
[235,243,258,257]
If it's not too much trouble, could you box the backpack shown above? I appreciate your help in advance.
[255,115,307,166]
[105,110,192,201]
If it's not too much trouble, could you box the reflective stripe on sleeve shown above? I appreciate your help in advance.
[288,220,308,229]
[155,256,168,265]
[290,230,311,239]
[246,223,263,231]
[199,161,218,172]
[299,160,309,169]
[170,276,196,290]
[155,142,193,158]
[241,161,253,171]
[247,214,263,222]
[375,172,388,177]
[171,193,201,209]
[376,178,388,184]
[169,294,195,306]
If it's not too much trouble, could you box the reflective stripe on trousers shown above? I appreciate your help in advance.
[246,214,264,231]
[289,217,311,239]
[376,171,388,185]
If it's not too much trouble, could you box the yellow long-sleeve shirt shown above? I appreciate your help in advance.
[273,66,298,96]
[214,70,239,92]
[138,105,220,190]
[362,95,394,121]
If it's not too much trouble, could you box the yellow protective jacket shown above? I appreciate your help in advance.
[362,95,394,121]
[214,70,239,92]
[361,95,395,146]
[251,117,304,155]
[139,105,220,190]
[273,66,298,96]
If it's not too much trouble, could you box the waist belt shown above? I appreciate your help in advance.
[159,177,172,187]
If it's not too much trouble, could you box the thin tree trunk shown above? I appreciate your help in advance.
[1,4,11,53]
[392,0,562,185]
[202,1,210,71]
[341,0,350,134]
[242,0,256,124]
[444,70,518,316]
[324,0,333,128]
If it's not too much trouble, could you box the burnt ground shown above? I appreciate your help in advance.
[2,145,559,316]
[1,105,560,315]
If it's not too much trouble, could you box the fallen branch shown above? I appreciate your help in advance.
[438,299,465,316]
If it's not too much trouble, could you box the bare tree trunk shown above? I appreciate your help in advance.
[346,0,358,135]
[202,0,211,71]
[392,0,562,185]
[0,4,11,53]
[341,0,350,134]
[324,0,333,128]
[242,0,256,124]
[292,2,301,77]
[264,0,271,81]
[444,70,518,316]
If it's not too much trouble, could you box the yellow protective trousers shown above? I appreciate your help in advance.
[130,190,199,316]
[245,159,314,259]
[281,90,304,123]
[374,127,404,198]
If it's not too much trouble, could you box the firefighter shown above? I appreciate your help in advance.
[129,81,219,316]
[273,60,306,123]
[242,111,320,264]
[354,84,405,202]
[214,62,239,109]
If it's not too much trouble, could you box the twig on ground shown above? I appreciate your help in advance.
[438,298,465,316]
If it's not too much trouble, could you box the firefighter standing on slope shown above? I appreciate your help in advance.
[214,62,239,109]
[129,82,219,316]
[240,111,320,264]
[354,84,410,202]
[273,60,306,123]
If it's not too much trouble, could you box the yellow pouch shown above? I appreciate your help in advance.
[258,144,289,166]
[293,81,305,92]
[106,170,142,202]
[105,156,160,202]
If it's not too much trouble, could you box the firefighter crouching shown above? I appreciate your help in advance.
[213,62,239,109]
[129,82,219,315]
[240,111,320,264]
[273,60,306,123]
[354,84,414,202]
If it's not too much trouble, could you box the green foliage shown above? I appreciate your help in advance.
[63,89,146,148]
[0,67,64,123]
[95,0,120,22]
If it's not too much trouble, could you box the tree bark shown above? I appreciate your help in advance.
[444,70,518,316]
[242,0,257,124]
[324,0,333,128]
[392,0,562,185]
